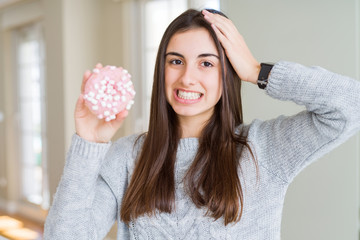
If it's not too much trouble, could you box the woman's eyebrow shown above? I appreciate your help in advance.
[165,52,219,59]
[198,53,219,59]
[165,52,183,58]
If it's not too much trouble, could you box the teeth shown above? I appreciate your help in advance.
[177,90,202,100]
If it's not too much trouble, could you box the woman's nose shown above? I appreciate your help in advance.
[180,65,198,86]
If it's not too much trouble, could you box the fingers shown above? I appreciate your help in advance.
[202,10,236,40]
[210,23,229,48]
[81,70,92,93]
[203,11,237,53]
[110,110,129,130]
[116,110,129,121]
[81,63,103,93]
[74,94,87,118]
[202,10,239,56]
[75,94,84,107]
[202,10,260,84]
[109,110,129,125]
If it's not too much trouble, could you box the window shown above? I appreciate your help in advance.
[13,23,49,210]
[191,0,220,10]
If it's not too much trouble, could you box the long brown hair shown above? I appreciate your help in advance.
[121,9,256,226]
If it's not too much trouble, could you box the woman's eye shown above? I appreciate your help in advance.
[201,61,213,67]
[170,59,183,65]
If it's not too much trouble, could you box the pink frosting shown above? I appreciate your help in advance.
[83,65,135,122]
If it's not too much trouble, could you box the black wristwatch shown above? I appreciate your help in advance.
[257,63,274,89]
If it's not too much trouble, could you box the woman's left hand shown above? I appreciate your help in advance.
[202,9,260,84]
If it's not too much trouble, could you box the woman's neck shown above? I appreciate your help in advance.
[178,116,208,138]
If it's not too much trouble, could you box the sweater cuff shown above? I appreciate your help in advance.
[68,134,112,160]
[265,61,300,101]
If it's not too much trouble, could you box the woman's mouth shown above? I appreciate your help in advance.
[173,89,203,104]
[176,89,203,100]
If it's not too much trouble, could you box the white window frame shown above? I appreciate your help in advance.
[13,22,49,211]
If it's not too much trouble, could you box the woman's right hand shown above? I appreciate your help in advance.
[74,63,129,143]
[202,10,260,84]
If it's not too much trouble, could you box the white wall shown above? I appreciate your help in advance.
[223,0,360,239]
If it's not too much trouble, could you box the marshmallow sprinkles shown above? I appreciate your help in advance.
[83,65,135,122]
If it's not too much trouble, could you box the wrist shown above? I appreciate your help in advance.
[75,129,110,143]
[250,64,261,84]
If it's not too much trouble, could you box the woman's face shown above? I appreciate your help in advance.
[165,27,222,123]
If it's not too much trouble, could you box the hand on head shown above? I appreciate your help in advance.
[202,9,260,84]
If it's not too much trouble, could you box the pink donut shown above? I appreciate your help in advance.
[83,65,135,122]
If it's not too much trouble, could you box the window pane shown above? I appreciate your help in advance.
[169,0,187,17]
[15,23,47,208]
[22,165,42,205]
[191,0,220,10]
[145,0,169,49]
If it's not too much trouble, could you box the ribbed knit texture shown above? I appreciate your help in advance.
[44,61,360,239]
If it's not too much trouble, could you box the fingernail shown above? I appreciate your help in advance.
[120,110,129,118]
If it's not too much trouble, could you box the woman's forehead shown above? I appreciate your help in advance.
[166,28,218,56]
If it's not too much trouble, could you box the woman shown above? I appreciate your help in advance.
[44,9,360,239]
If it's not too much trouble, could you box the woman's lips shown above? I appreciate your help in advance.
[173,89,203,104]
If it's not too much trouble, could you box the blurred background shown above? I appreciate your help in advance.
[0,0,359,239]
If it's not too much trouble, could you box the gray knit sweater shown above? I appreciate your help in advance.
[44,61,360,239]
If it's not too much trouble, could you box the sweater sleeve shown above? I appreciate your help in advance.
[44,134,118,240]
[249,61,360,183]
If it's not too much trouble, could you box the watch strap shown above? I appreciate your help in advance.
[257,63,274,89]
